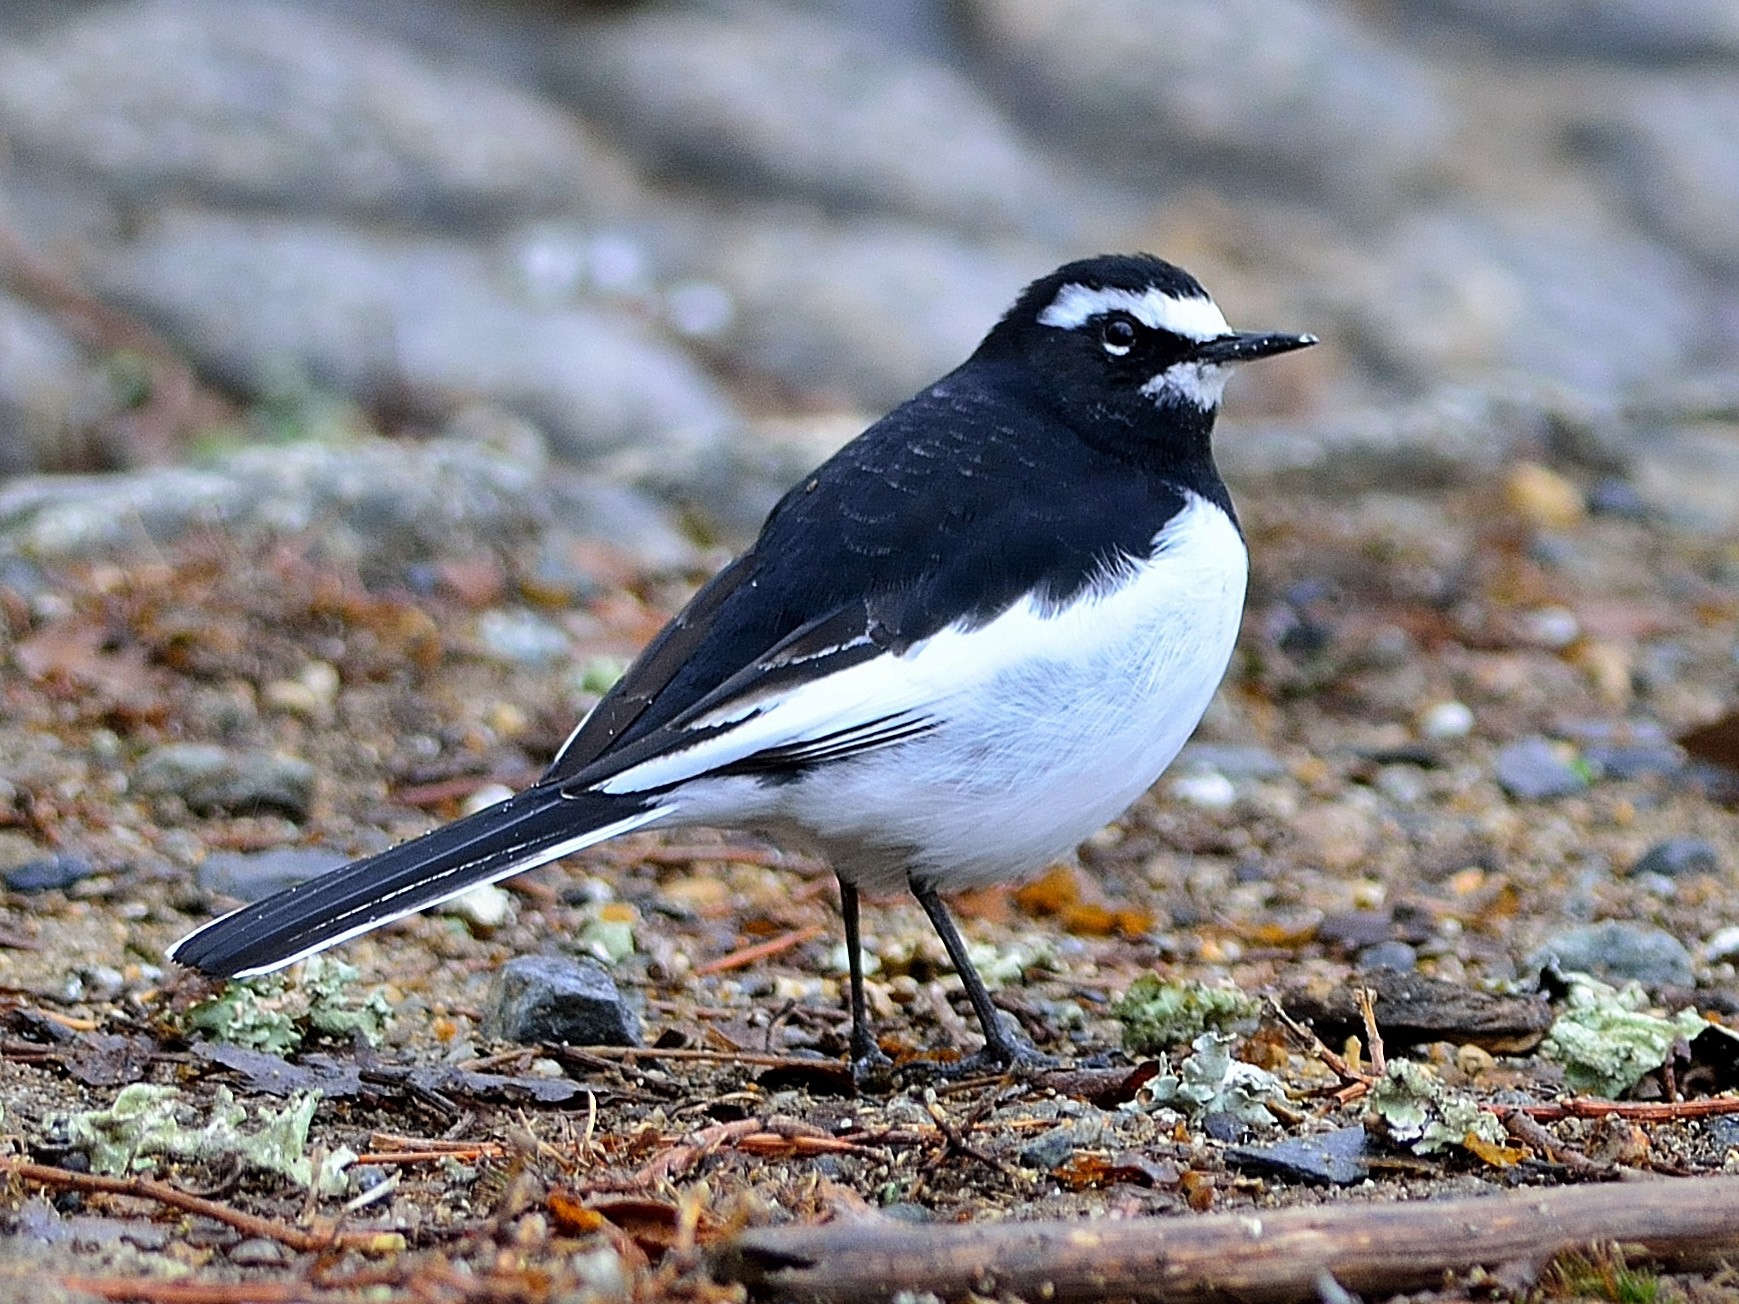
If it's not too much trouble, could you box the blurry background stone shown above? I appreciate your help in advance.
[0,0,1732,540]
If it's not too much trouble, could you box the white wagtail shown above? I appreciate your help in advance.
[169,254,1314,1073]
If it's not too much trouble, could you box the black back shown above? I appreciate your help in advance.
[545,254,1235,785]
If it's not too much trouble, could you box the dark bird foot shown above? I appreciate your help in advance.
[949,1011,1058,1076]
[849,1042,897,1091]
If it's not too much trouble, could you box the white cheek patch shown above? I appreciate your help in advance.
[1141,360,1230,411]
[1038,284,1231,342]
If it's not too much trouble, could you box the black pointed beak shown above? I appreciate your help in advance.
[1190,331,1318,366]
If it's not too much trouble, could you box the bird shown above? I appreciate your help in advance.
[168,253,1315,1076]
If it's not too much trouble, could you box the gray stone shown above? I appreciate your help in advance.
[1227,1125,1371,1186]
[1173,743,1286,781]
[1495,736,1589,802]
[1353,210,1707,402]
[1223,386,1617,497]
[964,0,1450,214]
[133,743,316,821]
[94,212,739,466]
[1627,837,1721,881]
[1631,426,1739,533]
[0,0,638,226]
[1531,921,1696,988]
[1357,941,1419,973]
[474,609,570,668]
[482,954,642,1048]
[4,854,93,893]
[673,212,1049,410]
[1582,77,1739,276]
[195,848,348,903]
[0,435,550,579]
[1017,1127,1078,1171]
[554,3,1083,240]
[1409,0,1739,62]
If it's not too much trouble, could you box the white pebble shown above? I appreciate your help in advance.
[1523,606,1581,649]
[443,883,513,929]
[462,783,516,816]
[1705,925,1739,963]
[1170,770,1237,811]
[1420,700,1474,740]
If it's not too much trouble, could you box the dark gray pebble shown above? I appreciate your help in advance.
[1018,1128,1077,1171]
[1201,1111,1246,1143]
[1227,1125,1371,1186]
[1530,920,1695,988]
[1587,477,1649,519]
[195,847,349,903]
[1583,742,1684,780]
[480,953,642,1047]
[1357,941,1419,972]
[1627,837,1720,879]
[1495,736,1588,800]
[133,743,316,820]
[4,854,92,893]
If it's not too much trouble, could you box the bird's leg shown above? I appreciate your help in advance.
[912,884,1055,1070]
[839,878,892,1081]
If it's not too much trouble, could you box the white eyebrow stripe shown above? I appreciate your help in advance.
[1037,284,1231,342]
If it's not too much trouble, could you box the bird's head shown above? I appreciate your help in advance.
[979,253,1315,452]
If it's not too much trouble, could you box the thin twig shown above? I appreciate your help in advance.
[58,1278,320,1304]
[1267,996,1374,1092]
[351,1147,501,1166]
[0,1159,402,1254]
[1354,986,1386,1076]
[923,1092,1032,1189]
[547,1043,846,1070]
[694,925,826,976]
[1500,1109,1613,1177]
[1511,1097,1739,1122]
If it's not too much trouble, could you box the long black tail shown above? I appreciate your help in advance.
[168,785,666,978]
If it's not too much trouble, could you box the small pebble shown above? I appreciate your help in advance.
[1530,920,1694,988]
[475,609,570,666]
[1521,606,1580,649]
[1627,837,1720,880]
[196,847,347,903]
[1495,736,1588,801]
[1173,743,1286,780]
[4,854,93,893]
[443,883,514,930]
[1018,1128,1077,1170]
[462,783,517,816]
[1705,926,1739,964]
[480,953,642,1047]
[1419,700,1474,740]
[1587,477,1648,520]
[1201,1111,1245,1143]
[1227,1125,1370,1186]
[1504,461,1584,529]
[1357,941,1418,972]
[228,1238,290,1267]
[1170,770,1237,811]
[1375,764,1427,804]
[133,743,316,820]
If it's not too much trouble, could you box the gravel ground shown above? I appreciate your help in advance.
[3,458,1739,1302]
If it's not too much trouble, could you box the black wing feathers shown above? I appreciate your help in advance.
[543,361,1192,790]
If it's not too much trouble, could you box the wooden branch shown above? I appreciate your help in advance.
[714,1176,1739,1304]
[0,1159,402,1255]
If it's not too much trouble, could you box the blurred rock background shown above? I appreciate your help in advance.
[0,0,1736,569]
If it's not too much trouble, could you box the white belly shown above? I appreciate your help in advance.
[739,494,1248,892]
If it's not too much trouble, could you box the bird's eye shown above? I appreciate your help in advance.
[1100,316,1138,356]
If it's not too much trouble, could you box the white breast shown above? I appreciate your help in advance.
[749,493,1249,892]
